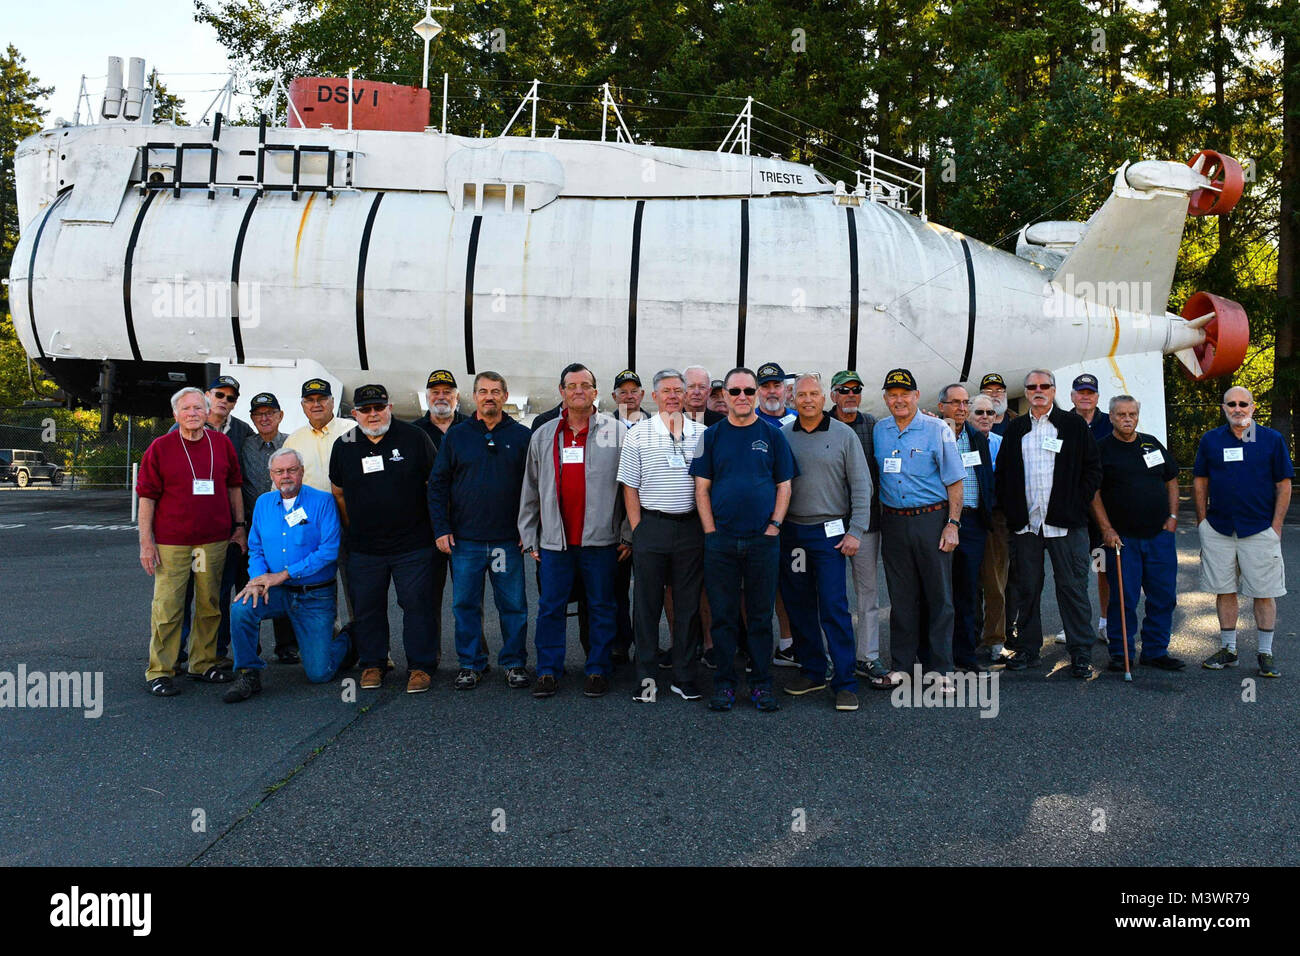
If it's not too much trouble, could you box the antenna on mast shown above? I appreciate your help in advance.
[599,83,635,144]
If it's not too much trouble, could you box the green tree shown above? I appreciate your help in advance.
[149,69,189,125]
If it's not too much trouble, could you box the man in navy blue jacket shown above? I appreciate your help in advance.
[428,371,534,690]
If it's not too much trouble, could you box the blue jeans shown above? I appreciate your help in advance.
[449,540,528,670]
[229,585,344,682]
[349,548,439,672]
[1105,531,1177,660]
[536,545,616,676]
[779,523,857,692]
[951,513,988,668]
[704,531,780,690]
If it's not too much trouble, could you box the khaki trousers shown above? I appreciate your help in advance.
[146,540,228,680]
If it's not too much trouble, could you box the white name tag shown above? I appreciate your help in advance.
[1224,447,1244,462]
[1042,437,1063,454]
[824,518,845,537]
[192,479,215,496]
[562,446,585,464]
[961,450,982,468]
[666,454,686,469]
[286,507,307,527]
[362,454,384,473]
[1143,449,1164,468]
[883,457,902,473]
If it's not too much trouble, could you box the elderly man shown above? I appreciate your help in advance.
[613,370,651,426]
[692,367,797,712]
[995,369,1102,678]
[137,387,245,696]
[520,363,629,699]
[224,447,351,702]
[202,374,254,447]
[1194,386,1293,677]
[827,370,887,685]
[707,380,728,417]
[238,392,298,663]
[755,362,797,428]
[936,383,997,672]
[619,369,708,702]
[1071,372,1113,644]
[428,371,533,690]
[970,394,1009,659]
[1090,395,1183,673]
[980,372,1016,437]
[873,369,965,685]
[329,384,440,693]
[780,374,872,711]
[683,365,726,426]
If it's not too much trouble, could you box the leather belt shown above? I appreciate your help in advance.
[882,502,947,517]
[282,580,334,594]
[642,509,698,522]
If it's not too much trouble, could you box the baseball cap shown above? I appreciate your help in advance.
[301,378,332,398]
[756,362,785,385]
[249,392,280,411]
[882,368,919,391]
[710,379,724,391]
[352,384,389,407]
[207,375,240,395]
[426,369,457,389]
[1072,373,1099,392]
[831,370,864,389]
[979,373,1006,390]
[613,370,642,389]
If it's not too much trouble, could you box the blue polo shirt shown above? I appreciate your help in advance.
[247,483,340,585]
[690,417,798,536]
[1075,408,1112,440]
[757,408,797,428]
[1193,423,1294,537]
[873,413,966,508]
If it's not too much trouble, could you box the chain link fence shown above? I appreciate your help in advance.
[0,407,172,489]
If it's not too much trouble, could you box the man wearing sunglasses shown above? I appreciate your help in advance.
[979,372,1016,437]
[1194,386,1292,678]
[329,385,440,694]
[994,369,1102,678]
[428,372,533,690]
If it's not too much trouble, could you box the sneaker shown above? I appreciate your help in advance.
[1139,654,1186,671]
[773,645,799,667]
[702,647,717,670]
[1053,631,1067,644]
[783,674,827,696]
[751,687,780,712]
[406,669,432,694]
[583,673,610,698]
[671,681,703,701]
[856,658,890,682]
[533,674,558,698]
[657,649,673,670]
[147,676,181,697]
[989,643,1005,660]
[1070,658,1094,679]
[222,670,262,703]
[360,667,384,689]
[1001,651,1039,671]
[834,689,859,711]
[1202,647,1239,669]
[453,668,481,691]
[505,667,531,689]
[1258,653,1280,678]
[632,678,657,702]
[708,687,736,711]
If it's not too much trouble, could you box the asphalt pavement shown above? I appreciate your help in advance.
[2,488,1297,866]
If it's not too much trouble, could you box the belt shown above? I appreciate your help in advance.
[882,502,947,517]
[642,509,698,522]
[281,580,334,594]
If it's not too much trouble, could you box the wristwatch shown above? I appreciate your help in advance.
[233,521,247,528]
[768,519,782,530]
[947,518,961,529]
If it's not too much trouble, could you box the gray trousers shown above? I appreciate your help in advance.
[850,531,882,661]
[881,509,954,673]
[1008,526,1092,661]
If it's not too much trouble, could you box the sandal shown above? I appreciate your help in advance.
[148,676,180,697]
[190,666,234,684]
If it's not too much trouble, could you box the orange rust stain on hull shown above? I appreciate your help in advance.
[294,192,317,281]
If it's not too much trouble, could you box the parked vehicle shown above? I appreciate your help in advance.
[0,449,64,487]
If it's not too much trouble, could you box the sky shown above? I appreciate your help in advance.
[5,0,239,122]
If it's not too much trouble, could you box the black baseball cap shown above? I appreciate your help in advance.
[426,369,457,389]
[613,370,642,389]
[353,384,389,407]
[882,368,919,391]
[207,375,240,395]
[710,379,724,391]
[756,362,785,385]
[249,392,280,411]
[1072,373,1099,392]
[979,373,1006,390]
[301,378,332,398]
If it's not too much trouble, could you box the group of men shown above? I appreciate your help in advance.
[135,360,1290,708]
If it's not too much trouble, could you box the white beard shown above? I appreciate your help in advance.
[358,420,391,437]
[431,401,454,417]
[760,396,785,415]
[991,396,1008,416]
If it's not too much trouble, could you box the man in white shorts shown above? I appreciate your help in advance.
[1193,386,1293,677]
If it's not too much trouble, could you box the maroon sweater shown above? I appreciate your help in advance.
[137,430,243,545]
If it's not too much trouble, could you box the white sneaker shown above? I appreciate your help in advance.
[1054,631,1067,644]
[990,643,1005,660]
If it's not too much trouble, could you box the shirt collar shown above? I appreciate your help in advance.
[792,413,830,433]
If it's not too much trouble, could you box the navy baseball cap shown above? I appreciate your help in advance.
[980,373,1006,390]
[1072,373,1099,392]
[756,362,785,385]
[353,384,390,406]
[249,392,280,411]
[207,375,240,395]
[301,378,332,398]
[882,368,919,391]
[426,369,457,389]
[613,370,642,389]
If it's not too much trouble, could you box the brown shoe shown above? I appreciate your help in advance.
[406,669,432,694]
[360,667,384,689]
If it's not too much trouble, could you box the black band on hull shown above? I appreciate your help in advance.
[25,189,71,361]
[229,194,260,365]
[464,215,483,376]
[846,207,860,370]
[355,192,385,371]
[959,238,977,383]
[737,199,749,368]
[628,200,645,371]
[123,190,160,364]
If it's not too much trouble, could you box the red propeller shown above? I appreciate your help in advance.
[1180,291,1249,380]
[1186,150,1244,217]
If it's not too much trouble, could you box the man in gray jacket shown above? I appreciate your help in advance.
[779,374,874,711]
[519,363,629,698]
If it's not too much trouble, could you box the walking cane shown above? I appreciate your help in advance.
[1114,544,1132,682]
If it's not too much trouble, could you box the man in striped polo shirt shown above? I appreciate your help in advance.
[618,369,708,702]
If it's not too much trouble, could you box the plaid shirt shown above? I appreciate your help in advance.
[1018,412,1067,538]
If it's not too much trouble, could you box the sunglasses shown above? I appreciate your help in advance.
[972,409,996,416]
[1024,383,1054,391]
[356,404,387,414]
[727,387,758,396]
[1225,401,1251,408]
[834,385,863,395]
[212,391,237,402]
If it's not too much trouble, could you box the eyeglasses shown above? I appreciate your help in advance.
[251,409,277,417]
[1225,401,1251,408]
[834,385,862,395]
[212,391,237,402]
[1024,383,1054,391]
[972,409,996,416]
[727,387,758,396]
[940,399,971,406]
[562,382,595,392]
[356,404,386,414]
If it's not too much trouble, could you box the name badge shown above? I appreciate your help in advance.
[961,450,982,468]
[1143,449,1164,468]
[883,457,902,473]
[823,518,845,537]
[666,454,686,469]
[285,507,307,527]
[1042,437,1063,454]
[562,446,585,465]
[1224,447,1244,462]
[192,479,215,496]
[362,455,384,473]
